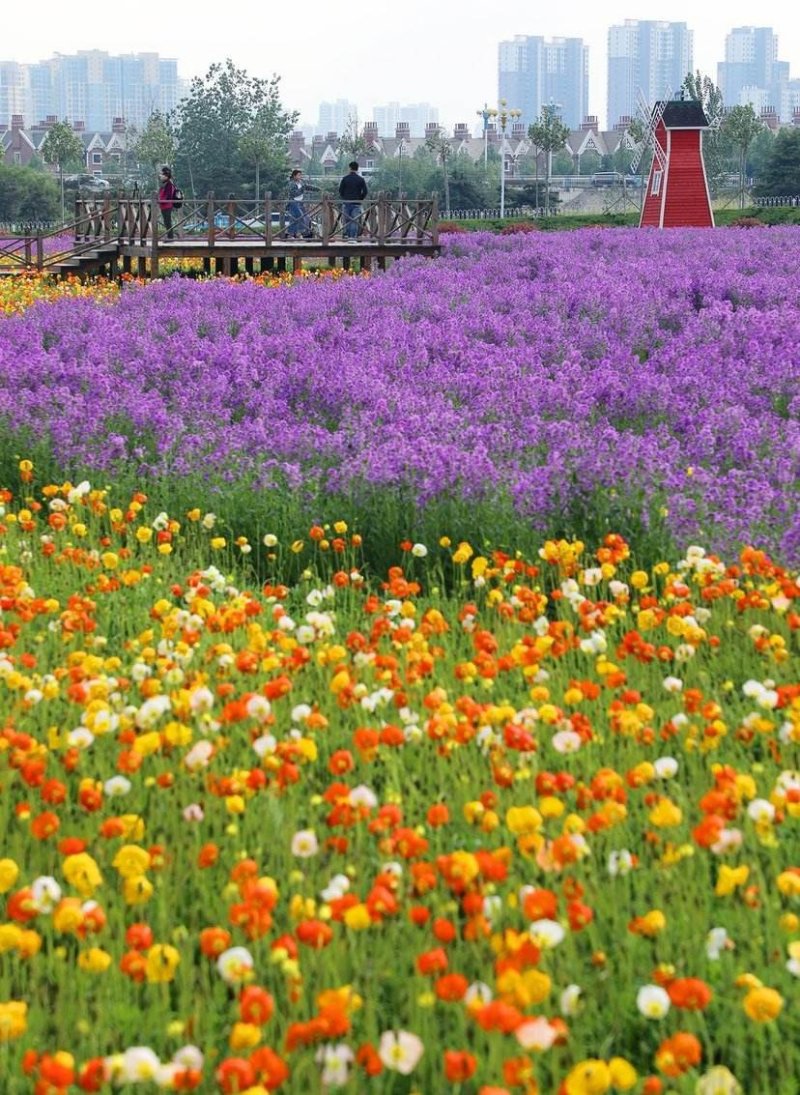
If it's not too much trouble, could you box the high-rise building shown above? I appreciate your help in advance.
[607,20,693,130]
[717,27,789,119]
[372,102,438,138]
[317,100,358,136]
[0,62,28,126]
[498,36,588,129]
[4,51,180,131]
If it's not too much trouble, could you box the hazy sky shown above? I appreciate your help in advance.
[7,0,799,128]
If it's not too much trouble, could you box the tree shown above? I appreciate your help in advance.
[755,128,800,198]
[0,164,59,223]
[174,59,297,198]
[681,72,727,194]
[133,111,176,189]
[336,115,367,168]
[528,105,570,216]
[723,105,763,207]
[41,120,85,221]
[425,127,453,215]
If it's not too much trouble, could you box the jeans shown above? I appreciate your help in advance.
[287,201,309,237]
[161,207,174,239]
[342,202,361,238]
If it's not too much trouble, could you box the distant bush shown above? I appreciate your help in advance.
[437,221,469,234]
[729,216,765,229]
[499,221,541,235]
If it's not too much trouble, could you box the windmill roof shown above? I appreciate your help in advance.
[661,100,709,128]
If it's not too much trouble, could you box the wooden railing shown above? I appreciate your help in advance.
[1,193,439,275]
[79,193,439,247]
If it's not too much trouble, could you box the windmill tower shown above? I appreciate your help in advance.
[634,93,714,229]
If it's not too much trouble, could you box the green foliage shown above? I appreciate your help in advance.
[0,164,60,223]
[174,59,297,198]
[528,106,571,216]
[723,105,764,206]
[40,121,85,175]
[755,127,800,197]
[133,112,177,189]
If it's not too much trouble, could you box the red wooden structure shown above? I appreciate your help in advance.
[640,98,714,229]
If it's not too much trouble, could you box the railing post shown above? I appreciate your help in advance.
[74,198,81,242]
[103,194,111,241]
[36,231,43,271]
[431,193,439,245]
[207,192,215,248]
[24,234,32,267]
[265,192,272,246]
[321,193,330,245]
[150,192,160,279]
[227,196,236,240]
[377,192,387,245]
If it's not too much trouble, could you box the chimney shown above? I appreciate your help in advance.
[395,121,411,140]
[112,117,126,133]
[615,114,632,132]
[0,124,7,134]
[486,122,498,141]
[453,122,470,140]
[312,134,325,146]
[760,107,779,131]
[11,114,24,131]
[326,131,338,143]
[793,108,800,127]
[362,121,379,145]
[581,115,598,131]
[424,122,440,139]
[511,121,525,138]
[289,130,305,155]
[73,120,85,132]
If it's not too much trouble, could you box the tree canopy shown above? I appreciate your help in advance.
[133,112,176,188]
[755,128,800,197]
[174,59,297,198]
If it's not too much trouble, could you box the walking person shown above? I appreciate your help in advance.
[158,166,177,239]
[338,161,367,240]
[286,169,312,238]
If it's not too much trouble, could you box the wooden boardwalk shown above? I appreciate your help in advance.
[0,194,440,280]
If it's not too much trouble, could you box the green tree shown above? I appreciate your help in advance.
[681,72,728,194]
[41,120,85,220]
[0,164,60,223]
[723,105,763,207]
[755,127,800,198]
[336,115,367,169]
[425,127,454,215]
[528,105,570,216]
[133,111,176,189]
[174,59,297,198]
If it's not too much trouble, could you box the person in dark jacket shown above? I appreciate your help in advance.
[158,166,177,239]
[287,169,312,238]
[338,161,367,239]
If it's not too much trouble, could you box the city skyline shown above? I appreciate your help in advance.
[3,0,799,130]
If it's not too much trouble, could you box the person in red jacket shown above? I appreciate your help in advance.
[158,166,177,238]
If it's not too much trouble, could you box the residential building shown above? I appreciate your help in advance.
[498,35,588,129]
[2,51,180,132]
[0,63,28,127]
[607,20,693,130]
[316,100,358,137]
[372,102,439,138]
[717,27,791,120]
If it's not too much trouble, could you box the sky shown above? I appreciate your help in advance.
[6,0,799,129]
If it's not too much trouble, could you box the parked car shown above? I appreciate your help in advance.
[64,174,111,194]
[591,171,624,188]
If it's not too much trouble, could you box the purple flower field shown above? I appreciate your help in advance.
[1,227,799,560]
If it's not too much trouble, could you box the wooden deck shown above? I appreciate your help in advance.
[0,193,440,280]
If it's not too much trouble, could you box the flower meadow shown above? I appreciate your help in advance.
[0,474,798,1095]
[0,228,799,564]
[0,228,799,1093]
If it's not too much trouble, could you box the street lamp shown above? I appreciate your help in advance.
[476,102,495,169]
[496,99,521,218]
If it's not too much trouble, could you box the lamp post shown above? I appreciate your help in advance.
[496,99,521,218]
[476,102,495,170]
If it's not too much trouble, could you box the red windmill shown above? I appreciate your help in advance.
[634,94,714,228]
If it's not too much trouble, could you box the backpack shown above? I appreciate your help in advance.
[172,185,184,209]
